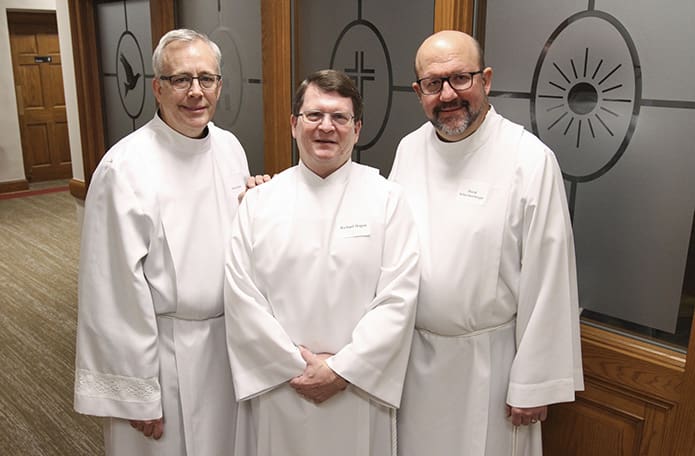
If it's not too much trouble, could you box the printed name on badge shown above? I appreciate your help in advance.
[458,180,489,205]
[339,223,370,238]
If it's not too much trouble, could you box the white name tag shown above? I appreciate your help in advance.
[458,180,489,205]
[338,223,370,238]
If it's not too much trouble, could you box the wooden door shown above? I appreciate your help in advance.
[8,12,71,182]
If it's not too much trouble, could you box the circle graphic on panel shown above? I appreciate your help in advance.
[116,31,146,119]
[330,20,393,149]
[210,27,243,129]
[530,10,641,182]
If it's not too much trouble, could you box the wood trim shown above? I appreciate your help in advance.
[7,11,56,24]
[67,0,105,189]
[0,180,30,194]
[668,313,695,455]
[149,0,175,48]
[580,323,685,403]
[68,178,86,200]
[475,0,486,49]
[434,0,475,33]
[260,0,293,175]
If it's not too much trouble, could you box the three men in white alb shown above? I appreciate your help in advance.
[74,30,248,455]
[224,70,419,456]
[391,31,584,456]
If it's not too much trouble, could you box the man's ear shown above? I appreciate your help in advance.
[215,77,223,101]
[290,114,298,139]
[353,119,362,142]
[482,67,493,95]
[152,78,162,104]
[412,82,423,101]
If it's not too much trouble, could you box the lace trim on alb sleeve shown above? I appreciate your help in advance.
[75,368,161,402]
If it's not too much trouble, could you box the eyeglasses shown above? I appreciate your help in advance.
[297,110,355,126]
[159,73,222,91]
[416,71,483,95]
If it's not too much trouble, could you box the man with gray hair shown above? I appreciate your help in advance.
[74,29,249,455]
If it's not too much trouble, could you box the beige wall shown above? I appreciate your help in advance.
[0,0,83,184]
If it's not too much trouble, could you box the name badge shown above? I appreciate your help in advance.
[458,180,489,205]
[339,223,370,238]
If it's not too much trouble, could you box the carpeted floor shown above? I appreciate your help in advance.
[0,188,104,455]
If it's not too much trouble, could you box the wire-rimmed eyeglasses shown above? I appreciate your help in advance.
[297,110,355,126]
[416,70,483,95]
[159,73,222,92]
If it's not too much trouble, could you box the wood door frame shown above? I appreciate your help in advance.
[66,0,174,200]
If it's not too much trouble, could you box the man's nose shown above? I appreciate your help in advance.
[439,79,458,101]
[318,114,335,130]
[188,78,204,95]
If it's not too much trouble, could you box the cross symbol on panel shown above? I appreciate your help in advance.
[345,50,375,96]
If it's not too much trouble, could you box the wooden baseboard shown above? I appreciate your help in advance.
[0,179,30,194]
[69,178,86,200]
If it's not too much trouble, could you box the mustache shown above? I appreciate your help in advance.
[433,100,469,114]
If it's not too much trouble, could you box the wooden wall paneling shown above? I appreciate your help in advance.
[434,0,475,33]
[667,313,695,455]
[260,0,292,175]
[543,395,642,455]
[641,399,674,456]
[543,377,677,456]
[580,325,684,403]
[432,0,487,54]
[541,323,689,455]
[149,0,175,48]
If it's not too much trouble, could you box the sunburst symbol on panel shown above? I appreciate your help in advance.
[543,48,627,149]
[531,10,641,185]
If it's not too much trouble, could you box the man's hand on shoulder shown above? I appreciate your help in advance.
[238,174,271,203]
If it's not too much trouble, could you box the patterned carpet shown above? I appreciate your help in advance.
[0,189,104,455]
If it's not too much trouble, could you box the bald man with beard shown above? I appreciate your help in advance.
[390,30,584,456]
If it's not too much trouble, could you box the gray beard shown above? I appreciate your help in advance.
[430,104,481,138]
[431,117,470,138]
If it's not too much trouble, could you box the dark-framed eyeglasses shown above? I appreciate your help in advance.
[416,70,483,95]
[159,73,222,92]
[297,110,355,126]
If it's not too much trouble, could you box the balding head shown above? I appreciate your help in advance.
[410,30,492,142]
[414,30,484,79]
